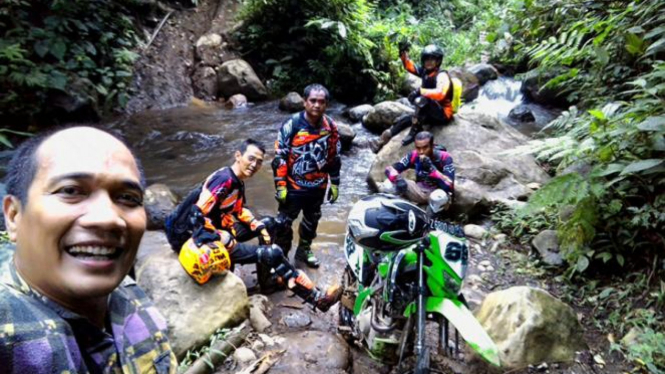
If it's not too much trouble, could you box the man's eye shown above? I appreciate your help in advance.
[56,186,85,197]
[117,193,143,207]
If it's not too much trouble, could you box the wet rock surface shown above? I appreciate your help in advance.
[135,231,249,359]
[144,183,178,230]
[217,59,268,101]
[278,92,304,113]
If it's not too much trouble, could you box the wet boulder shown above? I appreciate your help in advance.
[279,92,304,113]
[135,231,249,359]
[468,63,499,86]
[225,94,248,109]
[367,112,549,218]
[532,230,564,266]
[144,183,178,230]
[191,66,218,101]
[362,101,414,133]
[347,104,373,122]
[509,104,536,123]
[521,69,570,107]
[337,122,356,151]
[475,286,586,368]
[195,33,223,67]
[401,73,421,96]
[217,59,268,101]
[266,331,350,373]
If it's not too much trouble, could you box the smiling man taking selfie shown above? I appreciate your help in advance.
[0,126,176,373]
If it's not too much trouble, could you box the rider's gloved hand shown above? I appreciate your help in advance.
[193,227,220,248]
[251,219,272,245]
[420,156,434,173]
[395,178,408,194]
[398,40,410,55]
[327,184,339,204]
[275,186,287,204]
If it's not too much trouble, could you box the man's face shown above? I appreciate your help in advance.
[415,138,434,158]
[3,127,146,305]
[234,144,264,180]
[304,90,328,123]
[424,57,439,71]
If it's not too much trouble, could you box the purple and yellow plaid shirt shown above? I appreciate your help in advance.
[0,263,177,374]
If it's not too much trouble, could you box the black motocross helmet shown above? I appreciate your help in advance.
[420,44,444,69]
[347,194,430,251]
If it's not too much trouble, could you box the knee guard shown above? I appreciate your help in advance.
[179,238,231,284]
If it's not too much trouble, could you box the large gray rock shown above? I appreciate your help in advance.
[475,286,586,368]
[279,92,304,113]
[401,73,421,95]
[532,230,563,266]
[135,231,249,359]
[195,33,223,67]
[347,104,373,122]
[217,59,268,101]
[337,122,356,150]
[191,66,218,101]
[144,184,178,230]
[521,69,570,107]
[468,63,499,86]
[267,331,350,373]
[362,101,414,133]
[367,112,550,217]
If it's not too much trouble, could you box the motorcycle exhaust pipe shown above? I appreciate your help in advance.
[370,298,398,333]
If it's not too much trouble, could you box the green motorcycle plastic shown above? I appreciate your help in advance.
[339,194,501,372]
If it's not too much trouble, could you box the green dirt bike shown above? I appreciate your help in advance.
[338,194,500,373]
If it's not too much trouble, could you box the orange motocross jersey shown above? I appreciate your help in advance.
[401,54,454,120]
[273,112,341,192]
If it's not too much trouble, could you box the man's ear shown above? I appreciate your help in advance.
[3,195,21,242]
[234,150,242,162]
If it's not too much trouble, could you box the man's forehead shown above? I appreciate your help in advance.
[243,145,265,158]
[36,128,139,179]
[307,90,327,100]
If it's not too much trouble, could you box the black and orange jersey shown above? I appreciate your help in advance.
[273,112,341,193]
[193,167,259,236]
[401,54,453,120]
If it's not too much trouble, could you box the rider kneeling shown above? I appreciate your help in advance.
[378,131,455,217]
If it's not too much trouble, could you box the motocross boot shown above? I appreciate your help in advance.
[288,270,342,312]
[401,120,422,146]
[294,238,320,268]
[369,129,392,154]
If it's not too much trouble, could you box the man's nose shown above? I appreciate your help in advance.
[78,192,126,230]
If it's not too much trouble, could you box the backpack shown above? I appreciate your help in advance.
[164,184,203,253]
[443,71,463,114]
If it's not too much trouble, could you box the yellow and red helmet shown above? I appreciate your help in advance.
[178,238,231,284]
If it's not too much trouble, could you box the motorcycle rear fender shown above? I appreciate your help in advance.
[404,297,501,367]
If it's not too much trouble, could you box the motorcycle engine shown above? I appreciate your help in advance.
[357,306,402,364]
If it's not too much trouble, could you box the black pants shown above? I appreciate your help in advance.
[389,97,450,137]
[274,190,326,255]
[227,221,262,265]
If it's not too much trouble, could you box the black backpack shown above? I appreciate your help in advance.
[164,184,202,253]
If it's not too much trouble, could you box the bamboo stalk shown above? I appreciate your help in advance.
[183,322,251,374]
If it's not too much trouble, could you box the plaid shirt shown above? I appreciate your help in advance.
[0,263,177,374]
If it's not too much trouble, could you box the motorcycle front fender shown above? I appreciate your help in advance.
[405,297,501,367]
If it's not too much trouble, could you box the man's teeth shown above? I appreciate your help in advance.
[68,246,117,256]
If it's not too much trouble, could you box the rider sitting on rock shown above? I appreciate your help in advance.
[165,139,341,312]
[378,131,455,217]
[370,43,454,153]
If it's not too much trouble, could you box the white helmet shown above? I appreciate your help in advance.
[428,190,451,215]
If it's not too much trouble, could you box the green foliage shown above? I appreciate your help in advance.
[177,326,231,371]
[0,0,143,131]
[490,203,557,246]
[233,0,493,102]
[492,0,665,275]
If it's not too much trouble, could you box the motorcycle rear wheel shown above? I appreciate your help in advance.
[338,266,356,343]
